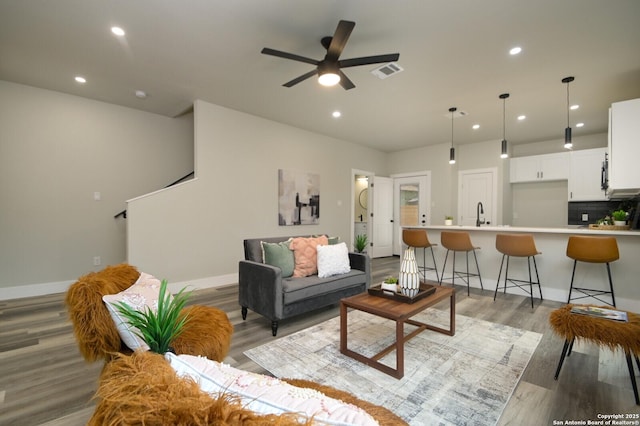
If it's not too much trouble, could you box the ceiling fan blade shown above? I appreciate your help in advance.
[283,69,318,87]
[339,53,400,68]
[338,70,355,90]
[261,48,319,66]
[326,20,355,62]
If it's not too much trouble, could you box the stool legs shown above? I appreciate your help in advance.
[414,246,439,282]
[625,352,640,405]
[567,260,617,307]
[554,339,639,405]
[494,254,543,308]
[554,338,574,380]
[439,249,482,296]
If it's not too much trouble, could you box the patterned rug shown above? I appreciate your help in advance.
[245,308,542,425]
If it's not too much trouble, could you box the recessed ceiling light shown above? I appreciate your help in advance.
[74,76,86,84]
[135,90,147,99]
[509,46,522,55]
[570,104,579,110]
[111,26,125,36]
[576,122,584,128]
[472,124,480,130]
[517,115,526,120]
[332,111,341,118]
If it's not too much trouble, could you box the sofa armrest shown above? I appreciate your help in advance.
[348,252,371,289]
[238,260,284,320]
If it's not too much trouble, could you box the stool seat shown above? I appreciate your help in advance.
[441,231,478,252]
[496,233,540,257]
[402,229,439,281]
[550,304,640,405]
[566,235,619,307]
[567,236,619,263]
[494,234,543,309]
[439,231,483,295]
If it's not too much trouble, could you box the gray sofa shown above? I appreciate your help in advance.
[239,235,371,336]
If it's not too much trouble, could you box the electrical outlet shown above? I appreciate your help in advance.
[93,256,101,266]
[581,213,589,222]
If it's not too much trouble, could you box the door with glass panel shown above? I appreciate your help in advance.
[393,173,431,255]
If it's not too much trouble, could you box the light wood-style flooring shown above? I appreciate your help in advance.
[1,256,638,425]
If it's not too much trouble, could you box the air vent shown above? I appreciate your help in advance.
[370,62,404,79]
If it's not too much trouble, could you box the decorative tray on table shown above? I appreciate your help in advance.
[368,283,437,304]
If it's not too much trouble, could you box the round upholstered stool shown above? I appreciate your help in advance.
[494,233,543,309]
[402,228,439,282]
[566,235,619,307]
[550,304,640,405]
[439,231,483,296]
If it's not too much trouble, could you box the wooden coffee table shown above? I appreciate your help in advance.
[340,285,455,379]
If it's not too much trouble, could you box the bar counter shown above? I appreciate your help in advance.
[402,225,640,311]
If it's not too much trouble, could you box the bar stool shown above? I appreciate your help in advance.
[402,229,439,282]
[566,236,619,307]
[439,231,483,295]
[494,233,543,309]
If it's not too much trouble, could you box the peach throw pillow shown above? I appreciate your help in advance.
[289,236,328,277]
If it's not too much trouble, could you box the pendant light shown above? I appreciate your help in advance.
[562,76,574,149]
[449,107,456,164]
[499,93,510,158]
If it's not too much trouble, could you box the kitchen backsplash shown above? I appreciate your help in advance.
[568,199,638,226]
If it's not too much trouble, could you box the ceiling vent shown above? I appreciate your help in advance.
[445,110,468,119]
[371,62,404,79]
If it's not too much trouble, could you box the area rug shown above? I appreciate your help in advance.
[245,308,542,425]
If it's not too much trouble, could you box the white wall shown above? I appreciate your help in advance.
[387,139,508,225]
[0,81,194,294]
[126,100,387,286]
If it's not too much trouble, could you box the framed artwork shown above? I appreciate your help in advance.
[278,169,320,226]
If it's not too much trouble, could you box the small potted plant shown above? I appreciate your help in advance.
[445,215,453,226]
[113,279,192,354]
[354,233,368,253]
[612,210,627,226]
[381,276,398,292]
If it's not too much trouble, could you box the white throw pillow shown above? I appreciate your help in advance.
[102,272,164,351]
[317,242,351,278]
[165,353,378,426]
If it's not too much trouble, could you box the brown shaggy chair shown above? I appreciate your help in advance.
[66,263,233,362]
[91,351,408,426]
[68,264,406,425]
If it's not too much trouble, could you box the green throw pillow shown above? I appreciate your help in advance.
[261,240,294,278]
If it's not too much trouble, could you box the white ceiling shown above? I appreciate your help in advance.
[1,0,639,153]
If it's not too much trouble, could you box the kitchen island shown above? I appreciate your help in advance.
[404,225,639,311]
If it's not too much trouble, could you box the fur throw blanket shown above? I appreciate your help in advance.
[549,304,640,355]
[91,351,407,426]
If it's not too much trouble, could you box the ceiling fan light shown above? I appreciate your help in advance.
[318,72,340,86]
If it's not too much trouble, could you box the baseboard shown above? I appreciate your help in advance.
[0,280,74,301]
[0,273,239,301]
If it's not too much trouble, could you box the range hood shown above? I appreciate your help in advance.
[607,187,640,199]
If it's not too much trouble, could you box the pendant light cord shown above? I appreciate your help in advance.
[567,82,572,128]
[503,97,506,140]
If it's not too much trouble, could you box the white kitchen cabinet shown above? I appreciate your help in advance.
[608,98,640,197]
[568,148,608,201]
[510,152,570,183]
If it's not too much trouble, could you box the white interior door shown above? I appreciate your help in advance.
[393,174,431,255]
[371,176,393,258]
[458,168,497,226]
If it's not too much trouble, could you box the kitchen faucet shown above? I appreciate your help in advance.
[476,202,485,227]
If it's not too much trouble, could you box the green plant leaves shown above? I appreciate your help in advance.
[113,279,192,354]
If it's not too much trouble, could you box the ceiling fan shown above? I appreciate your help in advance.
[261,20,400,90]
